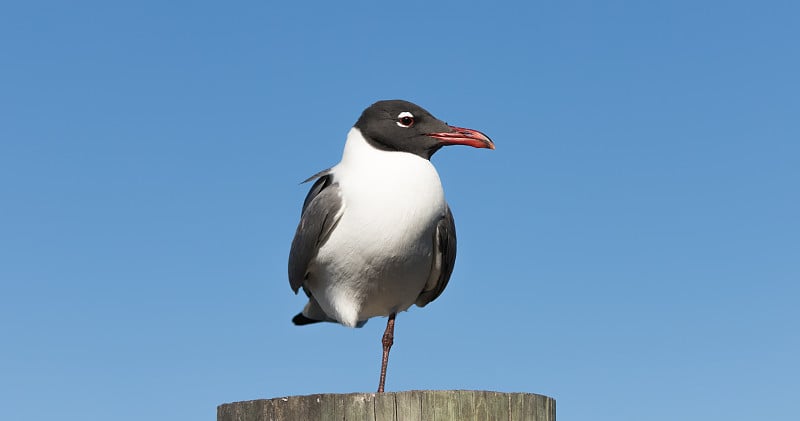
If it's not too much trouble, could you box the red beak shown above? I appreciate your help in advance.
[427,126,495,150]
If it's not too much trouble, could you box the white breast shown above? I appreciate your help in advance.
[308,128,447,327]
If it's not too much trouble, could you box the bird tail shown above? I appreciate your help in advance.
[292,312,325,325]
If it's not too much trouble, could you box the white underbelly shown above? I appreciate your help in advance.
[311,211,438,324]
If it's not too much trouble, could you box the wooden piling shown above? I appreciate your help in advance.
[218,390,555,421]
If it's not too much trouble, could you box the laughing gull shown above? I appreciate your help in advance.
[288,99,494,393]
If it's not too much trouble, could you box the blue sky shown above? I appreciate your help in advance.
[1,1,798,420]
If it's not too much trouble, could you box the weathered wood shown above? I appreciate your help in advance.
[218,390,555,421]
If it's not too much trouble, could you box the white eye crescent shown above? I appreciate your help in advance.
[396,111,415,128]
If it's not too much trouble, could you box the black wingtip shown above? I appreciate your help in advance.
[292,313,324,326]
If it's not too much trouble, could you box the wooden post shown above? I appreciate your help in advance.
[218,390,555,421]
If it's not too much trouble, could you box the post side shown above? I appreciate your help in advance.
[218,390,555,421]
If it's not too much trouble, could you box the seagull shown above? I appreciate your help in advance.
[288,99,494,393]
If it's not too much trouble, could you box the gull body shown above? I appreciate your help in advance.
[306,127,447,327]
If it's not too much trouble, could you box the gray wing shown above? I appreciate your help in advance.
[415,205,457,307]
[288,170,343,293]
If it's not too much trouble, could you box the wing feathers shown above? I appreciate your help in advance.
[416,206,457,307]
[288,172,344,293]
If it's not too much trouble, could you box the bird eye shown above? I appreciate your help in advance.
[396,112,415,128]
